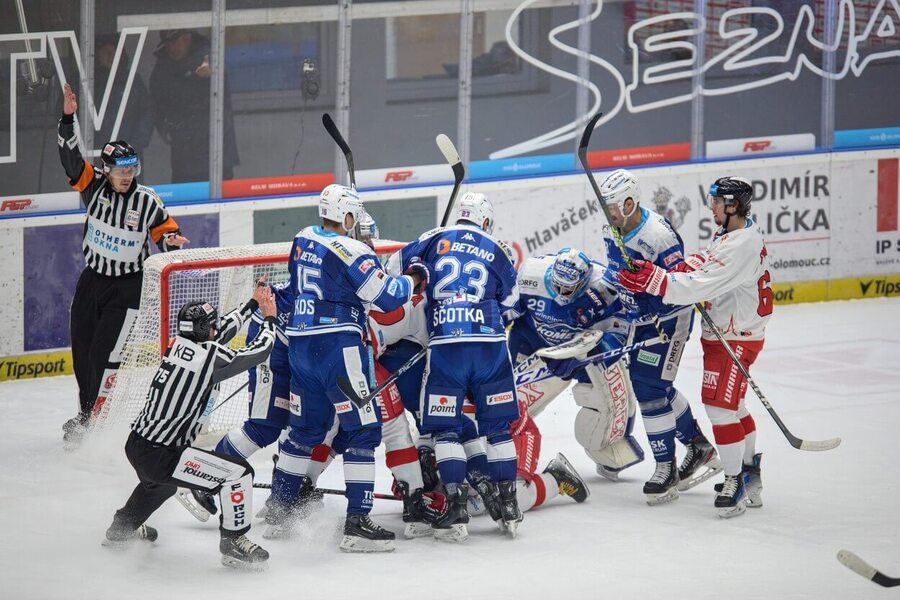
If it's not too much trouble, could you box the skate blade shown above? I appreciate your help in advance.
[433,524,468,543]
[645,487,680,506]
[255,505,270,520]
[404,522,434,539]
[504,520,521,539]
[716,502,748,519]
[101,538,130,549]
[596,465,621,482]
[221,554,269,571]
[745,490,763,508]
[677,459,723,492]
[339,535,396,553]
[175,489,211,522]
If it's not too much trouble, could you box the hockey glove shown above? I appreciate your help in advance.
[590,331,628,369]
[544,356,583,380]
[668,253,706,273]
[405,262,430,294]
[617,260,667,297]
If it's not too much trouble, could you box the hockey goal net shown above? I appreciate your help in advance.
[95,240,405,437]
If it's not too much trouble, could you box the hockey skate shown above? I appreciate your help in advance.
[396,481,447,539]
[339,513,396,553]
[62,415,89,451]
[175,488,218,522]
[220,533,269,570]
[497,480,523,538]
[677,432,723,491]
[544,453,590,503]
[433,482,470,543]
[596,463,624,482]
[262,479,323,539]
[469,475,504,531]
[714,474,747,518]
[715,453,763,508]
[418,446,442,492]
[643,459,680,505]
[102,521,158,548]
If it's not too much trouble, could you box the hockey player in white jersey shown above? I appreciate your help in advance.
[599,169,721,504]
[618,176,772,518]
[509,248,645,480]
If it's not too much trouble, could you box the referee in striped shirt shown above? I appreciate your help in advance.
[104,283,277,569]
[58,83,189,447]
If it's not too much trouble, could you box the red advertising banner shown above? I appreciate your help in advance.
[877,158,898,232]
[587,143,690,169]
[223,173,334,199]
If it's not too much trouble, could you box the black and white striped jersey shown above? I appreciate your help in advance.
[132,303,277,447]
[58,114,180,277]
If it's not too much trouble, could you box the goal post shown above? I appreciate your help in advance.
[94,240,406,437]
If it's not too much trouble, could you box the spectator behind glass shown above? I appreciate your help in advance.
[149,29,239,184]
[95,34,155,174]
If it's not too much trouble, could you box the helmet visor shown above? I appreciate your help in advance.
[104,155,141,178]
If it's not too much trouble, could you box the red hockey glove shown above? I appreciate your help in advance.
[617,259,668,297]
[669,253,706,273]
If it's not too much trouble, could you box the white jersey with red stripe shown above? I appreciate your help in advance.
[662,219,772,341]
[367,294,428,358]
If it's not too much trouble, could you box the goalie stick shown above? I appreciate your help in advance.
[837,550,900,587]
[322,112,356,188]
[252,481,399,501]
[335,135,466,409]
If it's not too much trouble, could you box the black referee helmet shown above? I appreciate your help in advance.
[177,302,218,342]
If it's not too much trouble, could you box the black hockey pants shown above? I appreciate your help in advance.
[70,268,142,419]
[114,431,255,534]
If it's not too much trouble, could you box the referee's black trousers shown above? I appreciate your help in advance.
[70,268,142,418]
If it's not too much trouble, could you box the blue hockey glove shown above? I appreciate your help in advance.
[543,356,583,380]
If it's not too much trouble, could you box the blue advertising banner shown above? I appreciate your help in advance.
[834,127,900,149]
[468,153,575,181]
[23,213,220,351]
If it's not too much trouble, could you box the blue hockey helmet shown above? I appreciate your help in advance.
[550,247,593,305]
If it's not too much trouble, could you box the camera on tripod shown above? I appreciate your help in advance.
[301,58,320,101]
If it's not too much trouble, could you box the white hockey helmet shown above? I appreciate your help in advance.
[550,247,593,305]
[599,169,640,216]
[319,184,364,232]
[455,191,494,234]
[358,210,379,241]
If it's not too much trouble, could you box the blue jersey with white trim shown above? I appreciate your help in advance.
[250,281,294,348]
[602,206,690,319]
[515,254,624,347]
[398,224,520,345]
[287,226,415,337]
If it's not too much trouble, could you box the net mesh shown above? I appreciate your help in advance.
[95,240,404,437]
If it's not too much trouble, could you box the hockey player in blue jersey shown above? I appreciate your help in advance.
[509,248,646,481]
[269,183,425,552]
[396,192,522,539]
[598,169,720,504]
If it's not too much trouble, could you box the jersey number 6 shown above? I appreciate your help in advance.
[756,270,774,317]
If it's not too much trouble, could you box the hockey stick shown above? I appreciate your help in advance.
[332,135,463,409]
[695,304,840,451]
[252,481,399,502]
[513,333,668,385]
[322,113,355,188]
[337,347,427,408]
[208,380,249,415]
[837,550,900,587]
[435,133,465,227]
[577,112,668,344]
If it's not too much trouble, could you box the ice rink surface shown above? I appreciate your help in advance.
[2,297,899,600]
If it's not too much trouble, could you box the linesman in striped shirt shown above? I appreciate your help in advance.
[103,283,277,570]
[58,83,190,448]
